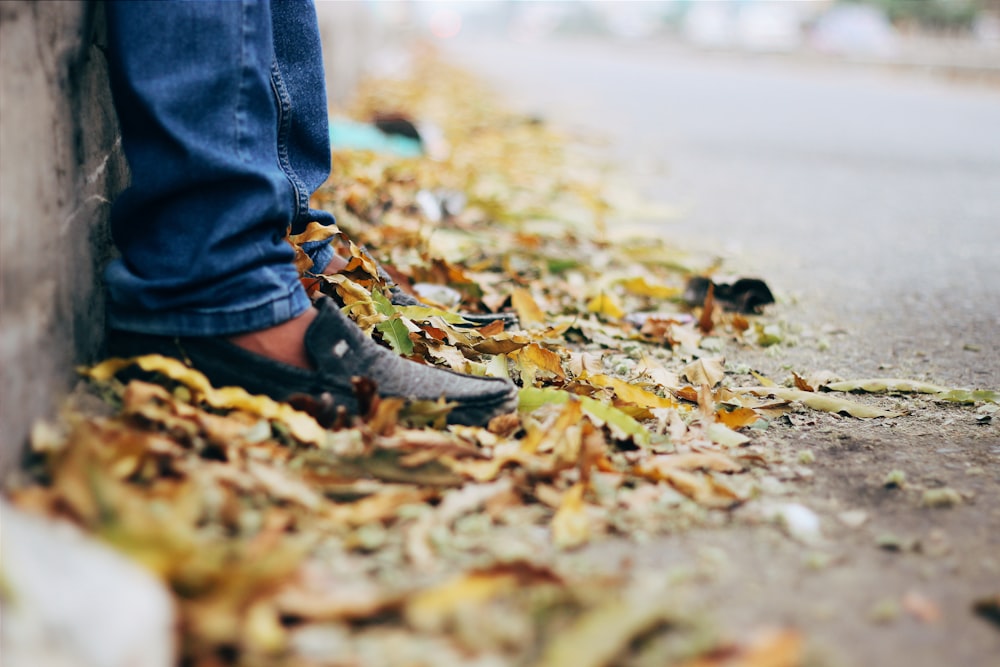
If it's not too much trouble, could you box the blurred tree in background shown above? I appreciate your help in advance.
[852,0,996,31]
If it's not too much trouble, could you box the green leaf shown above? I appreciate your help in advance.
[371,288,396,317]
[518,387,650,445]
[375,315,414,356]
[937,389,1000,405]
[546,257,581,274]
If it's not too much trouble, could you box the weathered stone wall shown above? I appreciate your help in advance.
[0,1,126,477]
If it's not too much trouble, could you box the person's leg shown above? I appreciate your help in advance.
[103,0,516,425]
[268,0,337,273]
[105,0,311,339]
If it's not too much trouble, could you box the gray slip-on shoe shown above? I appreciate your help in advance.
[106,297,518,427]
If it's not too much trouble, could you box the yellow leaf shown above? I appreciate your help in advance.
[511,287,546,327]
[705,422,751,447]
[320,274,381,331]
[618,276,680,299]
[287,220,339,246]
[242,601,287,655]
[286,222,339,274]
[551,482,590,549]
[536,589,677,667]
[751,370,777,387]
[716,406,760,429]
[406,571,518,633]
[85,355,326,444]
[511,343,565,385]
[586,292,625,319]
[587,374,676,410]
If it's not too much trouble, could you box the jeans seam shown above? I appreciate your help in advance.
[235,0,250,163]
[269,59,309,223]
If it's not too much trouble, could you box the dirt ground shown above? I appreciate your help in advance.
[570,317,1000,666]
[438,36,1000,665]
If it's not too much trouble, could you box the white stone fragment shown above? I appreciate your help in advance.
[765,502,823,545]
[1,500,176,667]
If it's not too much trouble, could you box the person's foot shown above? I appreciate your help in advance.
[229,308,316,370]
[107,297,518,426]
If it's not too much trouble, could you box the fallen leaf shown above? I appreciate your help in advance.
[511,287,546,327]
[681,357,726,388]
[736,386,902,419]
[405,570,518,633]
[85,355,327,443]
[587,374,676,410]
[618,276,680,299]
[705,423,751,447]
[551,482,590,549]
[587,292,625,320]
[511,343,566,384]
[792,373,814,392]
[375,315,415,356]
[824,378,951,394]
[535,590,676,667]
[518,387,651,446]
[641,452,744,474]
[716,406,759,430]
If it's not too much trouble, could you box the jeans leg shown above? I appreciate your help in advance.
[105,0,311,337]
[270,0,336,273]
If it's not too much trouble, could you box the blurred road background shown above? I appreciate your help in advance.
[445,36,1000,388]
[345,0,1000,388]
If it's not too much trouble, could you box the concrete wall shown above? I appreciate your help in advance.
[0,1,126,477]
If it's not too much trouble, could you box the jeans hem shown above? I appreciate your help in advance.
[302,240,334,274]
[107,286,312,338]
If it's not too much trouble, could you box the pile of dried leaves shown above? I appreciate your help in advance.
[8,53,997,667]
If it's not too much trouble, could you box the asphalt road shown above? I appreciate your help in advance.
[444,37,1000,389]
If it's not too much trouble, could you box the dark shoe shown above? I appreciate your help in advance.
[106,297,518,426]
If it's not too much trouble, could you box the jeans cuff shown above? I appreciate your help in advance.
[107,285,313,337]
[301,239,334,275]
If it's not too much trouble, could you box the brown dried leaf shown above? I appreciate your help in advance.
[681,357,726,388]
[792,373,814,392]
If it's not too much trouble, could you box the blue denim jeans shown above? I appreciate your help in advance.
[105,0,335,336]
